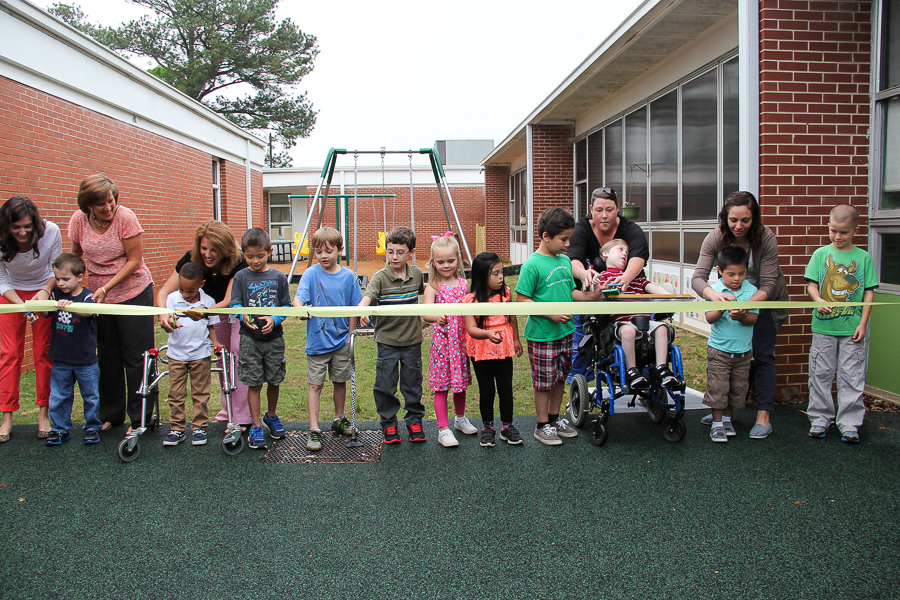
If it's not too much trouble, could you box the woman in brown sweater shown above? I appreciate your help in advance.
[691,191,789,439]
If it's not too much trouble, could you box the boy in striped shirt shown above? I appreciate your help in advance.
[597,239,679,390]
[359,226,426,444]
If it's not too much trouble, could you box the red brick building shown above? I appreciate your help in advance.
[1,0,266,370]
[483,0,899,398]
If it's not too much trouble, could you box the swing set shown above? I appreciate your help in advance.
[287,147,473,282]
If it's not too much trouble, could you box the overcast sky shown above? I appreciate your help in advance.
[63,0,643,167]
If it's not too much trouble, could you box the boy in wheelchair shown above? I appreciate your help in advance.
[595,239,679,390]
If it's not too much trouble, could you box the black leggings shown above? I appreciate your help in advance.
[472,357,514,425]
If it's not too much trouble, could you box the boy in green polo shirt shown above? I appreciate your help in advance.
[358,226,427,444]
[516,207,602,446]
[805,204,878,443]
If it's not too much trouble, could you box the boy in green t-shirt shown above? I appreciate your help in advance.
[804,204,879,443]
[516,207,602,446]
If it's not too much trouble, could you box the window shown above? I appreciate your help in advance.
[625,106,648,218]
[650,90,678,222]
[269,193,292,241]
[604,119,623,196]
[681,69,718,221]
[587,129,604,199]
[722,56,740,198]
[574,139,588,218]
[212,159,221,220]
[651,231,680,263]
[510,169,528,244]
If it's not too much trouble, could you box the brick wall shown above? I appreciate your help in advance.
[0,75,263,371]
[758,0,872,397]
[485,165,511,260]
[286,184,486,265]
[531,124,575,247]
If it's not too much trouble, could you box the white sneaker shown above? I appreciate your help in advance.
[438,428,459,447]
[454,416,477,435]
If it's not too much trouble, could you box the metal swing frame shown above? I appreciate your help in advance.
[286,147,473,283]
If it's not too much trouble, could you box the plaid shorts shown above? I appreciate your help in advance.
[527,335,574,391]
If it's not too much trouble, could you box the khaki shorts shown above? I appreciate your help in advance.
[238,335,286,387]
[307,341,352,385]
[702,346,752,410]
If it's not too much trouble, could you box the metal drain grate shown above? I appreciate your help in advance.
[262,430,383,464]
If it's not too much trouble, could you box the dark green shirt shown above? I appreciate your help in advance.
[364,265,425,346]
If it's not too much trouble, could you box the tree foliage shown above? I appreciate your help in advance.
[49,0,318,167]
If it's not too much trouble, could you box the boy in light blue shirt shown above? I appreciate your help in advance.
[704,246,759,443]
[293,227,363,451]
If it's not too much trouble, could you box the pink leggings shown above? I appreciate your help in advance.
[434,390,467,428]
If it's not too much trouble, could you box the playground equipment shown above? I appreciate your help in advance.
[287,147,473,283]
[117,344,240,462]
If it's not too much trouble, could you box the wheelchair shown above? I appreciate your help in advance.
[567,309,688,447]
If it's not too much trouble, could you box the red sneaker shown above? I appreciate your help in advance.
[382,425,401,444]
[407,420,427,443]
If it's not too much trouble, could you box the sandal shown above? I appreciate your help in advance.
[100,422,113,432]
[37,430,51,439]
[0,433,9,443]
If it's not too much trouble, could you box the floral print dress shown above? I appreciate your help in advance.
[428,278,472,393]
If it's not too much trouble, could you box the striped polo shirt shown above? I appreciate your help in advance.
[364,265,424,346]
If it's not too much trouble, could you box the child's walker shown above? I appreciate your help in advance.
[117,344,241,462]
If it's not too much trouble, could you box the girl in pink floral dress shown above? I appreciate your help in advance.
[423,234,473,448]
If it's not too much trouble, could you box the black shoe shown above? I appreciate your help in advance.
[84,430,100,444]
[382,425,401,445]
[480,426,496,447]
[407,420,427,443]
[651,364,679,389]
[46,431,70,445]
[626,367,649,390]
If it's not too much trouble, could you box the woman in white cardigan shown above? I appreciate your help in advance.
[0,196,61,442]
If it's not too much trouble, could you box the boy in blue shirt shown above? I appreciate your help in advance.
[229,228,292,450]
[293,227,363,451]
[804,204,878,443]
[704,246,759,443]
[45,253,101,445]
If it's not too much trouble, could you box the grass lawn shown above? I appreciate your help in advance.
[11,275,709,426]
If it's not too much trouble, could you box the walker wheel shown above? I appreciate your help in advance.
[117,438,140,462]
[662,418,686,442]
[222,435,244,456]
[588,421,608,447]
[645,387,668,424]
[568,374,591,428]
[149,416,159,432]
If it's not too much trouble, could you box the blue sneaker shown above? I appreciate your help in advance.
[262,414,286,439]
[84,430,100,444]
[248,425,267,449]
[46,431,71,445]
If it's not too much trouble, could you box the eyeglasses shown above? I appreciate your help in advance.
[592,187,617,200]
[386,250,408,257]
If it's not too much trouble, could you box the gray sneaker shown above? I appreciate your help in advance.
[749,423,773,439]
[722,421,737,437]
[710,426,728,443]
[809,424,828,439]
[841,430,860,444]
[306,429,323,451]
[554,418,578,438]
[701,413,713,426]
[534,424,562,446]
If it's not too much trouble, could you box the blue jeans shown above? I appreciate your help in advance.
[567,314,593,384]
[49,361,101,434]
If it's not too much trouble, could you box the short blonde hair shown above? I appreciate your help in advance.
[76,174,118,214]
[310,227,344,251]
[600,238,628,258]
[428,234,464,290]
[830,204,860,228]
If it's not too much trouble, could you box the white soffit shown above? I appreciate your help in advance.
[0,0,266,168]
[483,0,738,166]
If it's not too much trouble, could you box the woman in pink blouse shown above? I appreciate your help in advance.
[0,196,61,442]
[69,175,156,433]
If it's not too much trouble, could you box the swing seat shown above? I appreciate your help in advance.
[376,231,386,256]
[294,232,309,257]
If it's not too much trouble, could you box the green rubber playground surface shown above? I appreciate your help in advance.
[2,405,899,600]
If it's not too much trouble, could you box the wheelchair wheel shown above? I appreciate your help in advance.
[662,418,686,442]
[645,386,668,424]
[568,374,591,428]
[588,420,608,446]
[117,438,140,463]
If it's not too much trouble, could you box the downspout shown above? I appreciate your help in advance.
[246,138,253,229]
[738,0,760,196]
[526,124,535,251]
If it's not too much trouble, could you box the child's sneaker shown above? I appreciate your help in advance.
[809,425,828,439]
[407,420,427,443]
[722,421,737,437]
[534,424,562,446]
[554,418,578,438]
[248,425,267,449]
[438,428,459,448]
[710,426,728,443]
[262,414,286,439]
[625,367,649,390]
[331,415,352,436]
[83,430,100,444]
[307,429,323,451]
[841,430,860,444]
[453,416,478,435]
[46,431,71,446]
[480,426,496,447]
[382,425,401,445]
[163,430,185,446]
[499,424,523,445]
[191,429,207,446]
